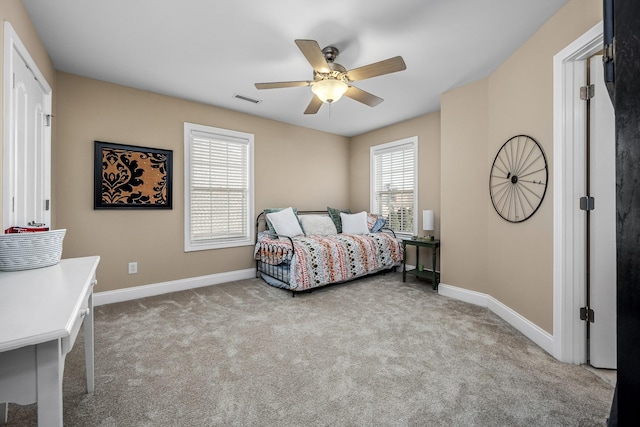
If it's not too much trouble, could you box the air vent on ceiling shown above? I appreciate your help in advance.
[233,93,262,104]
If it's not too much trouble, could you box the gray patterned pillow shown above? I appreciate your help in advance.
[299,215,337,235]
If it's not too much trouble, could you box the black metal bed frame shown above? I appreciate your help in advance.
[254,210,327,290]
[255,210,397,295]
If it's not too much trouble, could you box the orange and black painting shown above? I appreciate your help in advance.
[94,141,172,209]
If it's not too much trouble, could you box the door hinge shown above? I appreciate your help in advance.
[45,199,50,211]
[580,306,595,323]
[580,84,595,100]
[603,40,615,65]
[580,196,595,211]
[44,114,53,127]
[12,72,15,89]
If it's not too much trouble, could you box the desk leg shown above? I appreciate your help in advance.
[1,402,7,425]
[84,293,95,393]
[36,340,63,427]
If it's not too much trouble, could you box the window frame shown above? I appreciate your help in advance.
[184,122,254,252]
[369,136,418,237]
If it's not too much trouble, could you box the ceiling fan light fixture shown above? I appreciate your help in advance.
[311,78,348,104]
[255,39,406,114]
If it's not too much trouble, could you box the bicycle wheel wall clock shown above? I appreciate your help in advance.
[489,135,548,223]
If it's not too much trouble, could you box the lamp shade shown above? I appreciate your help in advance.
[311,79,348,104]
[423,210,434,231]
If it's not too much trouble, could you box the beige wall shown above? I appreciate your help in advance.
[440,0,602,333]
[0,0,56,227]
[54,73,349,292]
[440,79,490,294]
[349,113,441,269]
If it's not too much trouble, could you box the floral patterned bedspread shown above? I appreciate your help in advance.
[255,232,403,291]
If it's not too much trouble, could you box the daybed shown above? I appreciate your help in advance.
[254,208,403,294]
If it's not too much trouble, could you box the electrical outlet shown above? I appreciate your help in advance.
[128,262,138,274]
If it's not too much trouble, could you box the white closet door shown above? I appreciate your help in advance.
[3,23,51,230]
[588,55,616,369]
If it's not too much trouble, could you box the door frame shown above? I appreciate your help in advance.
[552,22,603,364]
[3,21,53,230]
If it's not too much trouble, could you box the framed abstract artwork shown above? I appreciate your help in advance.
[94,141,173,209]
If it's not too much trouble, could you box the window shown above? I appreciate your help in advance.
[184,123,254,251]
[370,136,418,236]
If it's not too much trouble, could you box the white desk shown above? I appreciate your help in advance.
[0,256,100,426]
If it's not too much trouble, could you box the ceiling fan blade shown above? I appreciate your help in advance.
[255,81,310,90]
[295,39,331,73]
[344,86,383,107]
[304,95,323,114]
[346,56,407,82]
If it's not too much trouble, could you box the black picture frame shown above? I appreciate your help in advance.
[94,141,173,209]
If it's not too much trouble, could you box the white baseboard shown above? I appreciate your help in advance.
[438,283,554,356]
[94,268,257,306]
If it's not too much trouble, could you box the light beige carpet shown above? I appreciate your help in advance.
[6,273,614,426]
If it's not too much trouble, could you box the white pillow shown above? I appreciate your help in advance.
[266,207,304,237]
[299,215,337,236]
[340,211,370,235]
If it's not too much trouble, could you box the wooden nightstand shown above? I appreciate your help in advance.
[402,238,440,290]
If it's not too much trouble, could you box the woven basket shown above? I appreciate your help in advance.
[0,229,66,271]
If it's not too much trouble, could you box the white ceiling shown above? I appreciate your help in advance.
[22,0,568,137]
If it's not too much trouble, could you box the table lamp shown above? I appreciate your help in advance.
[423,210,434,240]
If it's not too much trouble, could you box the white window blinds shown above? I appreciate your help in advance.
[184,123,254,251]
[371,137,417,235]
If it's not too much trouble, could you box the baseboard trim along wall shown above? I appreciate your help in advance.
[438,283,554,356]
[94,268,257,306]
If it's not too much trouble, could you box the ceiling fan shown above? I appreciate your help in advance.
[255,39,407,114]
